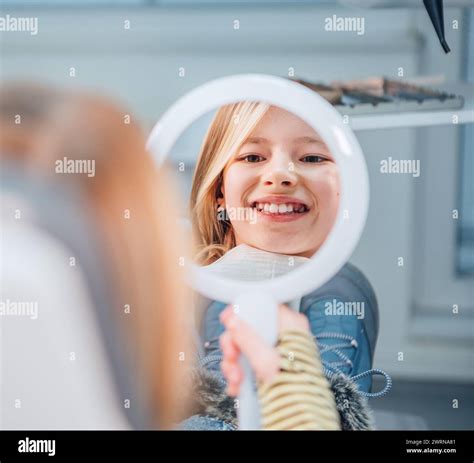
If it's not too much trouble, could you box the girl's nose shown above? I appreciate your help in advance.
[262,157,298,188]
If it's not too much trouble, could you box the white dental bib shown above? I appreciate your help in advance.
[201,244,309,312]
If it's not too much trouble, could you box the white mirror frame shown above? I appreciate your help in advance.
[148,74,369,303]
[147,74,369,429]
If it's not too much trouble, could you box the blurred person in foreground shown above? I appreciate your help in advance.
[0,83,193,429]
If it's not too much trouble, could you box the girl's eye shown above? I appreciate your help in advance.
[301,155,327,163]
[242,154,265,163]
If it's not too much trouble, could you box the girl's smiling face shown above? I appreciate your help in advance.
[220,105,340,258]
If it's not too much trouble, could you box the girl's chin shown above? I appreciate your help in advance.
[251,242,316,258]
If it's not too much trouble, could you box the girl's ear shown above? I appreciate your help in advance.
[216,176,225,204]
[216,185,225,213]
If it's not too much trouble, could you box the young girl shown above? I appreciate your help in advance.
[183,100,391,430]
[190,101,340,265]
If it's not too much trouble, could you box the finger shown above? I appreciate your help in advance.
[224,363,243,397]
[226,380,239,397]
[226,369,243,397]
[220,331,240,362]
[220,333,242,391]
[219,305,234,325]
[222,313,279,383]
[278,304,310,334]
[221,358,242,393]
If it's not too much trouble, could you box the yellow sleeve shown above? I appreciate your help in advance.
[257,330,341,430]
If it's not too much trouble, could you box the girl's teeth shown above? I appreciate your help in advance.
[253,202,307,214]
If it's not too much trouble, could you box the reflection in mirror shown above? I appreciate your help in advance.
[167,101,340,282]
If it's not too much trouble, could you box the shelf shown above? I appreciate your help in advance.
[347,83,474,131]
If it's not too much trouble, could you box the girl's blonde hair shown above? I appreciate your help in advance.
[190,101,270,265]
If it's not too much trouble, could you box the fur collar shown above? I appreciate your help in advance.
[187,368,374,430]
